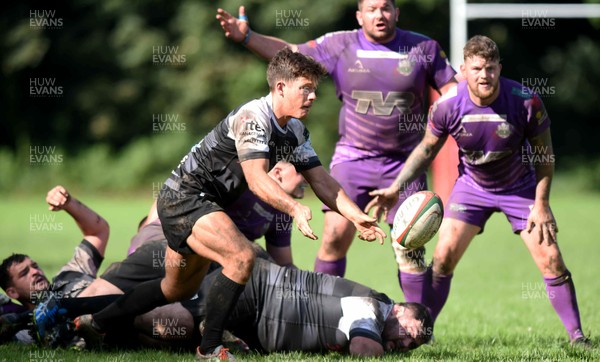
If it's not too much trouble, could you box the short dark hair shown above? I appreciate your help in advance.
[0,254,27,290]
[463,35,500,62]
[266,48,327,91]
[399,302,434,345]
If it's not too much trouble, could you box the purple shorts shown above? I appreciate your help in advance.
[324,157,427,226]
[445,176,536,233]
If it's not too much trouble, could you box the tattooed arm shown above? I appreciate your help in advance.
[365,130,447,221]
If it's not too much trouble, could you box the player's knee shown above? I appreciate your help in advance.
[235,246,256,279]
[321,240,344,255]
[432,254,455,275]
[321,228,354,256]
[542,256,567,276]
[534,245,567,276]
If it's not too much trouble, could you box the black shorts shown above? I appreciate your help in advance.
[100,240,167,292]
[157,184,223,255]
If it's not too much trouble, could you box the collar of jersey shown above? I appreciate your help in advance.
[265,93,289,134]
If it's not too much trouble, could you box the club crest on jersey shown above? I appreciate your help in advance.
[495,122,512,139]
[397,46,415,76]
[397,58,414,76]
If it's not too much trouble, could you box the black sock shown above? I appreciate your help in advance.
[58,295,122,318]
[199,272,245,354]
[6,311,31,329]
[0,312,30,343]
[92,278,168,332]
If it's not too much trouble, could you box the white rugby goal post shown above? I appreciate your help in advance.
[449,1,600,69]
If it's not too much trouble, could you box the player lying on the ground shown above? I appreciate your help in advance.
[366,35,590,348]
[0,185,109,344]
[34,241,433,356]
[0,163,306,346]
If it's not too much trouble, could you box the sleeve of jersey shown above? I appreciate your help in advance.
[296,32,349,74]
[339,297,384,345]
[265,211,291,247]
[427,100,449,138]
[231,108,271,162]
[524,94,551,137]
[291,123,322,171]
[55,240,104,278]
[427,40,456,90]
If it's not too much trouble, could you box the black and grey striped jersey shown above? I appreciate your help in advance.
[164,94,321,206]
[189,258,394,353]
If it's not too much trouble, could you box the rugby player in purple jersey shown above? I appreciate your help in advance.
[367,35,590,348]
[217,0,457,305]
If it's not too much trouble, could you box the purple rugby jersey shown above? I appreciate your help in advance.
[428,78,551,192]
[297,28,455,166]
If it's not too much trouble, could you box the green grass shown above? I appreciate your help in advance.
[1,182,599,361]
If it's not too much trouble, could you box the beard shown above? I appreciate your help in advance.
[470,81,499,101]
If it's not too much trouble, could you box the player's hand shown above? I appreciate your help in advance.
[292,203,317,240]
[216,6,250,43]
[353,214,386,245]
[365,187,400,222]
[46,185,71,211]
[526,204,558,245]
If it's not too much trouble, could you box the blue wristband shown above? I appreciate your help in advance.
[242,29,252,46]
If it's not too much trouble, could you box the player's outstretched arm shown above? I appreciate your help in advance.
[526,128,558,245]
[216,6,298,60]
[45,185,110,256]
[302,166,386,244]
[241,158,317,240]
[366,129,447,221]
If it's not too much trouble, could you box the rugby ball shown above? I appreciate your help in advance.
[391,191,443,249]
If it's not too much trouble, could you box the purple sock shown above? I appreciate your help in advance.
[314,257,346,277]
[430,271,453,322]
[398,269,431,306]
[544,270,584,341]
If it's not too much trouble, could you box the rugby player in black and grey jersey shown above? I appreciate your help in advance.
[28,242,432,356]
[95,250,432,356]
[0,185,109,344]
[186,257,433,356]
[74,48,386,360]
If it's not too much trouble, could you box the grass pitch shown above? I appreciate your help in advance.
[0,182,598,361]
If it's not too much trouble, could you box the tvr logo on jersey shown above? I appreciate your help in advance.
[462,149,512,165]
[351,91,415,116]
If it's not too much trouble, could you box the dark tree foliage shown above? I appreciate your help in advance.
[1,0,598,189]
